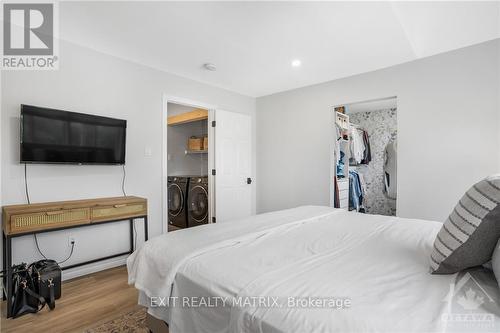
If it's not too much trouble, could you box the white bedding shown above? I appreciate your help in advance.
[127,206,500,333]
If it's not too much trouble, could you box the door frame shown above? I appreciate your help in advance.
[162,94,216,233]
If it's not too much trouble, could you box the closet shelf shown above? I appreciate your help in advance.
[185,149,208,155]
[168,109,208,126]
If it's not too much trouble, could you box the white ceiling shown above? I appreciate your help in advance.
[59,1,500,97]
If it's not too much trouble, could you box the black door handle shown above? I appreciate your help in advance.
[247,178,252,185]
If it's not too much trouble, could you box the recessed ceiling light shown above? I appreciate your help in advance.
[203,63,217,71]
[291,59,301,67]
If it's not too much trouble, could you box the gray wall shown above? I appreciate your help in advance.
[257,39,500,222]
[1,40,255,279]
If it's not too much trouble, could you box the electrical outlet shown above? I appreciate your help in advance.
[69,236,76,246]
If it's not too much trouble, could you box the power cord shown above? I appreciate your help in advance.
[35,234,76,264]
[122,164,137,250]
[122,164,127,196]
[122,164,137,249]
[25,163,76,264]
[58,240,76,265]
[24,163,31,204]
[133,220,137,251]
[33,234,47,259]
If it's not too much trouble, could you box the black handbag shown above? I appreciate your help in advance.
[30,259,62,310]
[11,263,46,318]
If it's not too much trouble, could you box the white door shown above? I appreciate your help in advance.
[214,110,252,222]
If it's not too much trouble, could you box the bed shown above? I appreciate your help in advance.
[127,206,500,333]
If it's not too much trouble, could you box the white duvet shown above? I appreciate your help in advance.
[127,206,500,333]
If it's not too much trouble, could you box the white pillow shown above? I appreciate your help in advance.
[492,238,500,286]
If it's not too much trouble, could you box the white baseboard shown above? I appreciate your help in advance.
[61,255,128,281]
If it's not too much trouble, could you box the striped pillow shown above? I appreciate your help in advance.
[430,175,500,274]
[492,239,500,286]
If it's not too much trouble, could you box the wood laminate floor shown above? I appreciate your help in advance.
[0,266,141,333]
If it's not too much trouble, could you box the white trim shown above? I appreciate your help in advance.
[329,107,336,207]
[208,109,216,223]
[332,95,397,108]
[0,71,3,289]
[161,94,168,234]
[162,94,217,232]
[163,95,217,111]
[61,257,127,281]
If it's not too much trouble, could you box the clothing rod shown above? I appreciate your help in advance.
[349,122,363,129]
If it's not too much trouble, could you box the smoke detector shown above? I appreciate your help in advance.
[203,63,217,71]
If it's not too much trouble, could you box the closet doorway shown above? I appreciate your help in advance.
[331,97,397,216]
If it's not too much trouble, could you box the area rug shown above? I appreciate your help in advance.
[84,308,148,333]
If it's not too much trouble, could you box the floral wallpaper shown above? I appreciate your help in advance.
[349,108,397,216]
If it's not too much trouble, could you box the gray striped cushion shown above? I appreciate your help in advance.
[430,175,500,274]
[492,239,500,286]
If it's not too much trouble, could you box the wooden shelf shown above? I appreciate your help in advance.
[168,109,208,126]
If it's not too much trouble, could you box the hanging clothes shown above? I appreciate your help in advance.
[384,140,397,200]
[361,130,372,164]
[335,125,341,164]
[358,171,367,197]
[336,139,349,178]
[349,170,365,212]
[336,151,346,177]
[349,125,365,164]
[349,125,371,165]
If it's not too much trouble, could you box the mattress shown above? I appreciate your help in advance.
[127,206,500,333]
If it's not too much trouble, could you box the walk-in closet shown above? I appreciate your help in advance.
[331,97,398,216]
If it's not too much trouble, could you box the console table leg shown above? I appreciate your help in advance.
[5,235,12,318]
[2,232,6,301]
[144,216,148,241]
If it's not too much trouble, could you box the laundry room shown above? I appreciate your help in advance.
[166,102,210,231]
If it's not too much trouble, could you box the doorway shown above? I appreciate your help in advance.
[331,97,398,216]
[162,96,215,233]
[162,96,254,232]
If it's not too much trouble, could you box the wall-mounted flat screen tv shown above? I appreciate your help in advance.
[20,105,126,165]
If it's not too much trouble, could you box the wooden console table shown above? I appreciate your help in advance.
[2,196,148,318]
